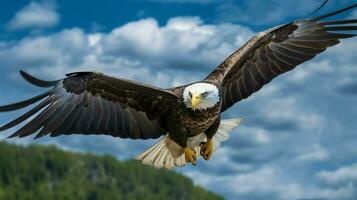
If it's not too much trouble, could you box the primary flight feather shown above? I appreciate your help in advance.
[1,3,357,169]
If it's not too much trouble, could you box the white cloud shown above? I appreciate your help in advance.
[0,28,89,80]
[99,17,253,71]
[317,163,357,185]
[253,96,326,133]
[235,126,271,145]
[295,144,330,162]
[0,16,253,86]
[186,166,356,200]
[187,167,294,200]
[6,1,60,31]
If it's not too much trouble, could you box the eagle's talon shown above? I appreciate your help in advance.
[184,147,197,166]
[200,139,214,160]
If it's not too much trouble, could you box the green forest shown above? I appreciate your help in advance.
[0,141,222,200]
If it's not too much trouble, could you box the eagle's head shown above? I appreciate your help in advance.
[183,83,220,111]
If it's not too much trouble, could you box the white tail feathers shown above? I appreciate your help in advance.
[135,118,242,169]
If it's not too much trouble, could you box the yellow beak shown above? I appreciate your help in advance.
[191,93,201,109]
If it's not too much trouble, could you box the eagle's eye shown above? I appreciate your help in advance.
[202,91,209,97]
[189,91,192,98]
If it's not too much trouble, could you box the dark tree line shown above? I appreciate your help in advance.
[0,141,223,200]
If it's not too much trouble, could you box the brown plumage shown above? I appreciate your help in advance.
[206,3,357,112]
[1,3,357,168]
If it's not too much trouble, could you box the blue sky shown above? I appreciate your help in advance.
[1,0,357,199]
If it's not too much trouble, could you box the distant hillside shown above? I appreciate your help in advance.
[0,142,222,200]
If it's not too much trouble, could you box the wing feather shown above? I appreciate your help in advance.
[0,91,51,112]
[0,98,51,131]
[1,72,177,139]
[205,4,357,112]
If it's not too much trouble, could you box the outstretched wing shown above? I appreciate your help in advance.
[205,3,357,112]
[0,71,178,139]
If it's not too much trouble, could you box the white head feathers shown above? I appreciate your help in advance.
[183,83,220,111]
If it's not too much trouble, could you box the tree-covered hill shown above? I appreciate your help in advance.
[0,142,223,200]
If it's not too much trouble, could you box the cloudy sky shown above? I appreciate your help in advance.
[1,0,357,199]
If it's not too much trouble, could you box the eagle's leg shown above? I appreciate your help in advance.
[201,116,220,160]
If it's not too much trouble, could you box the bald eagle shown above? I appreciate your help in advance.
[1,4,357,169]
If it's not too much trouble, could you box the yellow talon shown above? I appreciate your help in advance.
[184,147,197,166]
[201,139,214,160]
